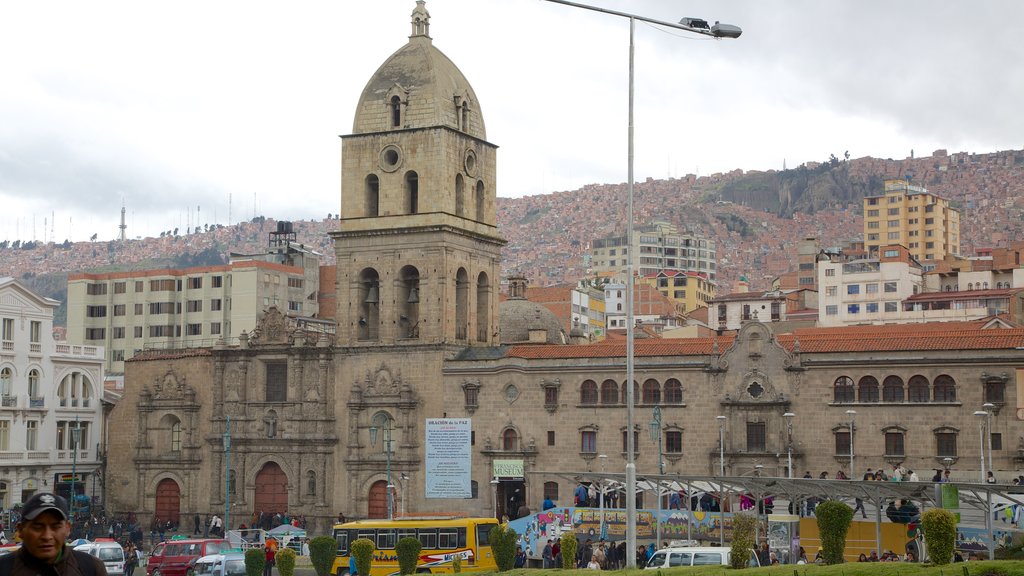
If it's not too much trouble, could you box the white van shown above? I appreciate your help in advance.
[644,547,760,569]
[75,540,126,576]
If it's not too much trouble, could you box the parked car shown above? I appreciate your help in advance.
[75,539,127,576]
[146,539,230,576]
[188,551,246,576]
[644,546,760,569]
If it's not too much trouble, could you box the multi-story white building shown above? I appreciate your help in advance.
[709,289,819,332]
[590,221,717,282]
[67,225,321,374]
[817,245,924,327]
[0,277,104,509]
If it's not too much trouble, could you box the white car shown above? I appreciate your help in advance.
[75,540,127,576]
[644,546,760,569]
[189,552,247,576]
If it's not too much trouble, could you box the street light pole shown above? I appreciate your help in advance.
[783,413,794,479]
[983,403,995,475]
[70,415,80,533]
[846,410,856,476]
[974,410,988,482]
[649,406,664,475]
[541,1,741,566]
[598,454,608,539]
[223,416,231,534]
[717,416,727,476]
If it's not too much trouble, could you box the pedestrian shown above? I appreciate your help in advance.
[194,513,200,536]
[757,542,770,567]
[514,546,526,568]
[124,541,138,576]
[542,496,555,511]
[0,492,106,575]
[542,539,553,569]
[264,539,277,576]
[552,538,561,566]
[987,471,997,484]
[574,483,589,507]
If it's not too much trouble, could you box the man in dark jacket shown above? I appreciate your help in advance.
[2,492,107,576]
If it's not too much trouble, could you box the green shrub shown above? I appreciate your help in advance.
[276,547,297,576]
[921,508,957,565]
[396,537,422,575]
[244,548,265,576]
[451,554,462,573]
[311,535,341,576]
[560,532,578,569]
[488,524,518,571]
[815,500,854,564]
[350,538,376,576]
[730,512,757,569]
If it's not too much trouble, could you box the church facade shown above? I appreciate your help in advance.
[104,2,1024,534]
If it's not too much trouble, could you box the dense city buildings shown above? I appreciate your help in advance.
[590,221,717,282]
[863,178,961,262]
[0,277,104,509]
[98,4,1024,537]
[66,223,321,374]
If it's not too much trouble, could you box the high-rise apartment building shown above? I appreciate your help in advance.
[67,224,321,374]
[863,179,960,261]
[590,221,717,282]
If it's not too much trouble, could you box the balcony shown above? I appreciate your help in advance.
[1,340,12,353]
[1,395,16,408]
[29,397,44,408]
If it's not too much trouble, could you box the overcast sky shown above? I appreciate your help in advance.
[2,1,1022,243]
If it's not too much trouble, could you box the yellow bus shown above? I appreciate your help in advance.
[331,517,499,576]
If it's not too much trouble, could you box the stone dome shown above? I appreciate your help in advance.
[351,1,486,139]
[498,276,567,345]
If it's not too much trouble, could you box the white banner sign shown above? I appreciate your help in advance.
[425,418,472,499]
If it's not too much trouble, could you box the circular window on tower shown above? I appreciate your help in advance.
[379,145,403,173]
[464,148,478,177]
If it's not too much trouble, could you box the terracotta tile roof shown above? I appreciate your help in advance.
[503,321,1024,359]
[526,284,574,303]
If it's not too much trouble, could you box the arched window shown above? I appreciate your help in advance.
[404,171,419,214]
[908,375,930,403]
[471,480,479,499]
[502,428,518,451]
[543,481,559,502]
[968,283,974,291]
[455,268,469,340]
[28,369,40,398]
[642,379,661,404]
[833,376,855,403]
[600,380,618,404]
[664,379,683,404]
[984,282,989,289]
[390,96,402,127]
[858,376,879,403]
[58,371,93,407]
[399,265,421,339]
[475,181,486,222]
[620,381,640,404]
[455,174,466,217]
[0,367,11,396]
[365,174,380,217]
[171,421,182,451]
[476,272,490,342]
[306,471,316,496]
[580,380,598,405]
[933,375,956,402]
[161,414,183,453]
[882,376,904,402]
[358,268,381,341]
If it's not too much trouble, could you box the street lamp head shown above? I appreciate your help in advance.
[716,415,727,422]
[369,426,378,447]
[983,402,995,410]
[783,412,794,418]
[845,410,857,416]
[711,22,743,39]
[973,411,988,416]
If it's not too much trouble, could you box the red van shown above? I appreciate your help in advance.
[146,539,230,576]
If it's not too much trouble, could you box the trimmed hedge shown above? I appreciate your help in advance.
[397,536,422,575]
[311,535,340,576]
[244,548,265,576]
[730,512,757,569]
[921,508,957,565]
[559,532,578,569]
[351,538,376,576]
[488,523,518,571]
[815,500,854,564]
[276,547,297,576]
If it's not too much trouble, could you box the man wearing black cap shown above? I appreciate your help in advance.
[0,492,106,576]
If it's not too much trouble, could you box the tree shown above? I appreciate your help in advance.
[488,524,518,571]
[310,535,340,576]
[921,508,956,565]
[815,500,854,564]
[275,547,297,576]
[559,532,577,569]
[730,512,757,568]
[244,548,265,576]
[396,537,422,575]
[349,538,375,576]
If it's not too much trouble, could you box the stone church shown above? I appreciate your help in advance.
[106,2,1024,534]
